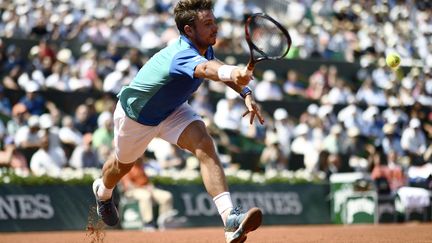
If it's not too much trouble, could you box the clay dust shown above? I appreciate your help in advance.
[86,205,106,243]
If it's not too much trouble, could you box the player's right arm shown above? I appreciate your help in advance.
[194,60,252,86]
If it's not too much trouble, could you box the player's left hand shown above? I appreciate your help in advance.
[242,95,264,125]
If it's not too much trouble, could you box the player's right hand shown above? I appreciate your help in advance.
[232,67,253,86]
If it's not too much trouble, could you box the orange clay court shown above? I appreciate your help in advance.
[1,223,431,243]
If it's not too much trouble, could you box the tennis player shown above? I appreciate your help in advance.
[92,0,263,242]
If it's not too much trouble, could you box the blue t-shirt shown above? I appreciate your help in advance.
[118,35,214,126]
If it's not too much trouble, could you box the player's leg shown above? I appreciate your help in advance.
[93,102,158,226]
[177,121,262,243]
[177,120,229,199]
[159,103,262,243]
[96,155,135,200]
[158,104,232,222]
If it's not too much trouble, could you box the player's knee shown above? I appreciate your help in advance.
[107,157,134,175]
[194,134,215,153]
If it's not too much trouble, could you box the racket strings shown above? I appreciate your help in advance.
[248,17,289,58]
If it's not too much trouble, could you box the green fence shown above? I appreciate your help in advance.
[158,183,331,226]
[0,185,94,231]
[0,183,330,231]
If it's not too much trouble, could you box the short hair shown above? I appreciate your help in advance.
[174,0,213,35]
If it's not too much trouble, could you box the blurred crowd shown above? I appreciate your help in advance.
[1,0,432,65]
[0,0,431,194]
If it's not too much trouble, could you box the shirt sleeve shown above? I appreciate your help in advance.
[169,49,209,79]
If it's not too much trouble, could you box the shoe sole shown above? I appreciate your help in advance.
[92,179,102,217]
[230,207,262,243]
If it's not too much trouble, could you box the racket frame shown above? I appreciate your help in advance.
[245,13,292,70]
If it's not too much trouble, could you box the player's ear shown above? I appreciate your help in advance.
[184,25,193,37]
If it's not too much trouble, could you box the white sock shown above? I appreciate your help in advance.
[97,179,114,201]
[213,192,233,226]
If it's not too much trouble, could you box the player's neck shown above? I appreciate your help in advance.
[181,35,207,56]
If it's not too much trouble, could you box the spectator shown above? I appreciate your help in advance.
[316,150,342,179]
[45,61,69,91]
[160,144,186,170]
[306,65,327,100]
[2,64,23,90]
[7,103,28,136]
[77,47,103,91]
[381,123,404,157]
[283,69,306,98]
[337,103,364,131]
[254,69,283,101]
[59,115,83,160]
[73,104,97,134]
[0,85,11,117]
[415,82,432,106]
[191,86,214,120]
[36,39,56,64]
[120,154,176,229]
[317,104,337,132]
[111,17,141,47]
[100,43,122,64]
[0,136,29,175]
[361,106,384,142]
[401,118,427,165]
[39,113,61,150]
[18,81,46,115]
[103,59,133,94]
[147,138,185,171]
[68,66,93,92]
[214,0,245,20]
[260,131,287,171]
[273,108,294,159]
[326,78,354,105]
[322,124,344,156]
[94,92,116,114]
[92,111,114,150]
[3,45,26,74]
[30,18,50,39]
[371,148,406,193]
[291,123,315,170]
[355,77,386,106]
[69,133,101,169]
[371,59,394,90]
[17,63,46,90]
[382,97,409,126]
[0,0,430,181]
[344,126,370,172]
[30,129,67,177]
[14,115,42,163]
[214,89,243,131]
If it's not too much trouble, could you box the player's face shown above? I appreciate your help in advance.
[189,10,218,53]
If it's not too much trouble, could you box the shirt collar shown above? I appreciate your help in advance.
[180,35,198,51]
[180,35,213,59]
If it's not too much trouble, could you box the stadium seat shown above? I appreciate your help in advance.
[396,187,431,222]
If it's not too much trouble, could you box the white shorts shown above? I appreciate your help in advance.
[113,101,202,163]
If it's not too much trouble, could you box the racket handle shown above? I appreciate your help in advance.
[246,61,255,71]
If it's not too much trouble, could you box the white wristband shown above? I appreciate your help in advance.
[217,65,236,81]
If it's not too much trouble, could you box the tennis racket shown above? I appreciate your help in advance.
[244,13,292,71]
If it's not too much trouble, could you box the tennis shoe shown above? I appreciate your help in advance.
[224,206,262,243]
[92,178,119,226]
